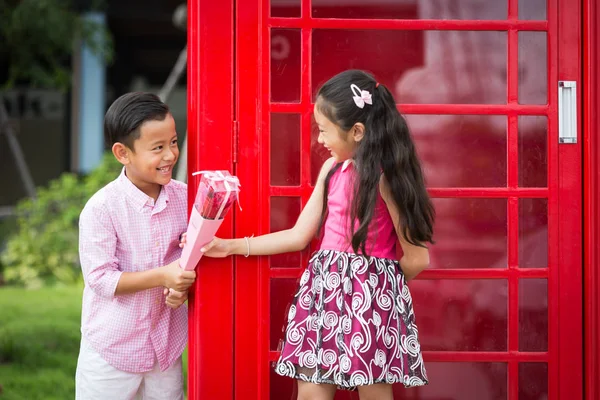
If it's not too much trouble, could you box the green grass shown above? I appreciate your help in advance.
[0,286,188,399]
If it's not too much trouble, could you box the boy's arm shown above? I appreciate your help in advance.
[115,260,194,295]
[79,204,195,298]
[79,203,124,298]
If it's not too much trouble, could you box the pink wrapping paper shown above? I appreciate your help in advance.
[179,171,241,270]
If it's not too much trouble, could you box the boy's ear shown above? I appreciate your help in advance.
[352,123,365,143]
[112,142,131,165]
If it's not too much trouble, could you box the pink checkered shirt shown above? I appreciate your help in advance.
[78,169,188,373]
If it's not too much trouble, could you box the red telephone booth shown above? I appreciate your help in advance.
[186,0,600,399]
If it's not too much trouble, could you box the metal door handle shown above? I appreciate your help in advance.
[558,81,577,144]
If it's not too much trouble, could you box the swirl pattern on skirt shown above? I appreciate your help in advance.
[274,250,428,390]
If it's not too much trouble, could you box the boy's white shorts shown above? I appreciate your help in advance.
[75,338,184,400]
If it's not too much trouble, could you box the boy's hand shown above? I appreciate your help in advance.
[163,287,188,309]
[162,259,196,292]
[179,232,187,248]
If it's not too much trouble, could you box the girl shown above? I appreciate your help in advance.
[201,69,435,400]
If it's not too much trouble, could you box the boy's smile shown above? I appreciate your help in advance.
[118,113,179,200]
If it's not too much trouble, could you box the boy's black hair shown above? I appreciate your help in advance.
[104,92,170,150]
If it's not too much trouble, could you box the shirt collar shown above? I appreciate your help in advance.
[117,168,170,212]
[341,158,355,172]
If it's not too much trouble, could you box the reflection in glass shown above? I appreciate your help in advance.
[519,199,548,269]
[519,116,547,187]
[312,117,508,189]
[271,0,300,17]
[271,29,301,103]
[519,0,547,20]
[312,30,506,104]
[406,114,507,188]
[411,280,507,351]
[312,0,507,20]
[430,198,507,269]
[312,29,423,101]
[271,113,301,186]
[519,363,548,399]
[395,362,507,399]
[519,279,548,351]
[270,278,298,350]
[519,32,547,104]
[270,197,301,268]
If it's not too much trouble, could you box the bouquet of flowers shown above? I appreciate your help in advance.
[179,170,241,270]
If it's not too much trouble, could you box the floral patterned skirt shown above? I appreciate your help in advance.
[274,249,428,390]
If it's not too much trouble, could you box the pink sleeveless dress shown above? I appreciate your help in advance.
[274,161,428,389]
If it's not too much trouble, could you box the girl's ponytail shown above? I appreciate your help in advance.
[367,83,434,247]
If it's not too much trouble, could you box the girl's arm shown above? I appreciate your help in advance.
[379,175,430,280]
[201,157,337,257]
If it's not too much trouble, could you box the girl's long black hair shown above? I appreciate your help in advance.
[317,70,435,254]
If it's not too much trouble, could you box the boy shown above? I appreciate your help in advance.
[75,92,194,399]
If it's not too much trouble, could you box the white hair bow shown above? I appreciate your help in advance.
[350,84,372,109]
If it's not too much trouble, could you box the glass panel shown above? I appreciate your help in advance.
[270,197,302,268]
[519,199,548,268]
[407,114,507,187]
[271,368,357,400]
[312,0,507,20]
[269,363,360,400]
[431,198,507,269]
[271,0,300,18]
[519,116,547,187]
[312,30,507,104]
[270,366,297,400]
[519,32,547,104]
[519,279,548,351]
[270,278,298,350]
[271,29,301,103]
[395,362,507,399]
[519,0,547,20]
[519,363,548,399]
[312,115,507,188]
[271,113,301,186]
[411,280,507,351]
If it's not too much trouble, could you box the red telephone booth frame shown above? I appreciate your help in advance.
[583,0,600,398]
[186,0,599,398]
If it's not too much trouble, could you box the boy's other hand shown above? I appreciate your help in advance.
[162,259,196,292]
[178,232,187,248]
[163,288,188,309]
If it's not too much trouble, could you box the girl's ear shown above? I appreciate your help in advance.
[352,123,366,143]
[112,142,131,165]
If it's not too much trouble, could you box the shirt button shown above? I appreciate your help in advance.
[155,241,159,247]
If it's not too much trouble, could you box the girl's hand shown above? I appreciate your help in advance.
[200,237,232,258]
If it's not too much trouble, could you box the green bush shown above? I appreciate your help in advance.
[0,153,121,288]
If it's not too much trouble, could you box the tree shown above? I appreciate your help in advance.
[0,0,116,286]
[0,0,114,198]
[0,0,113,90]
